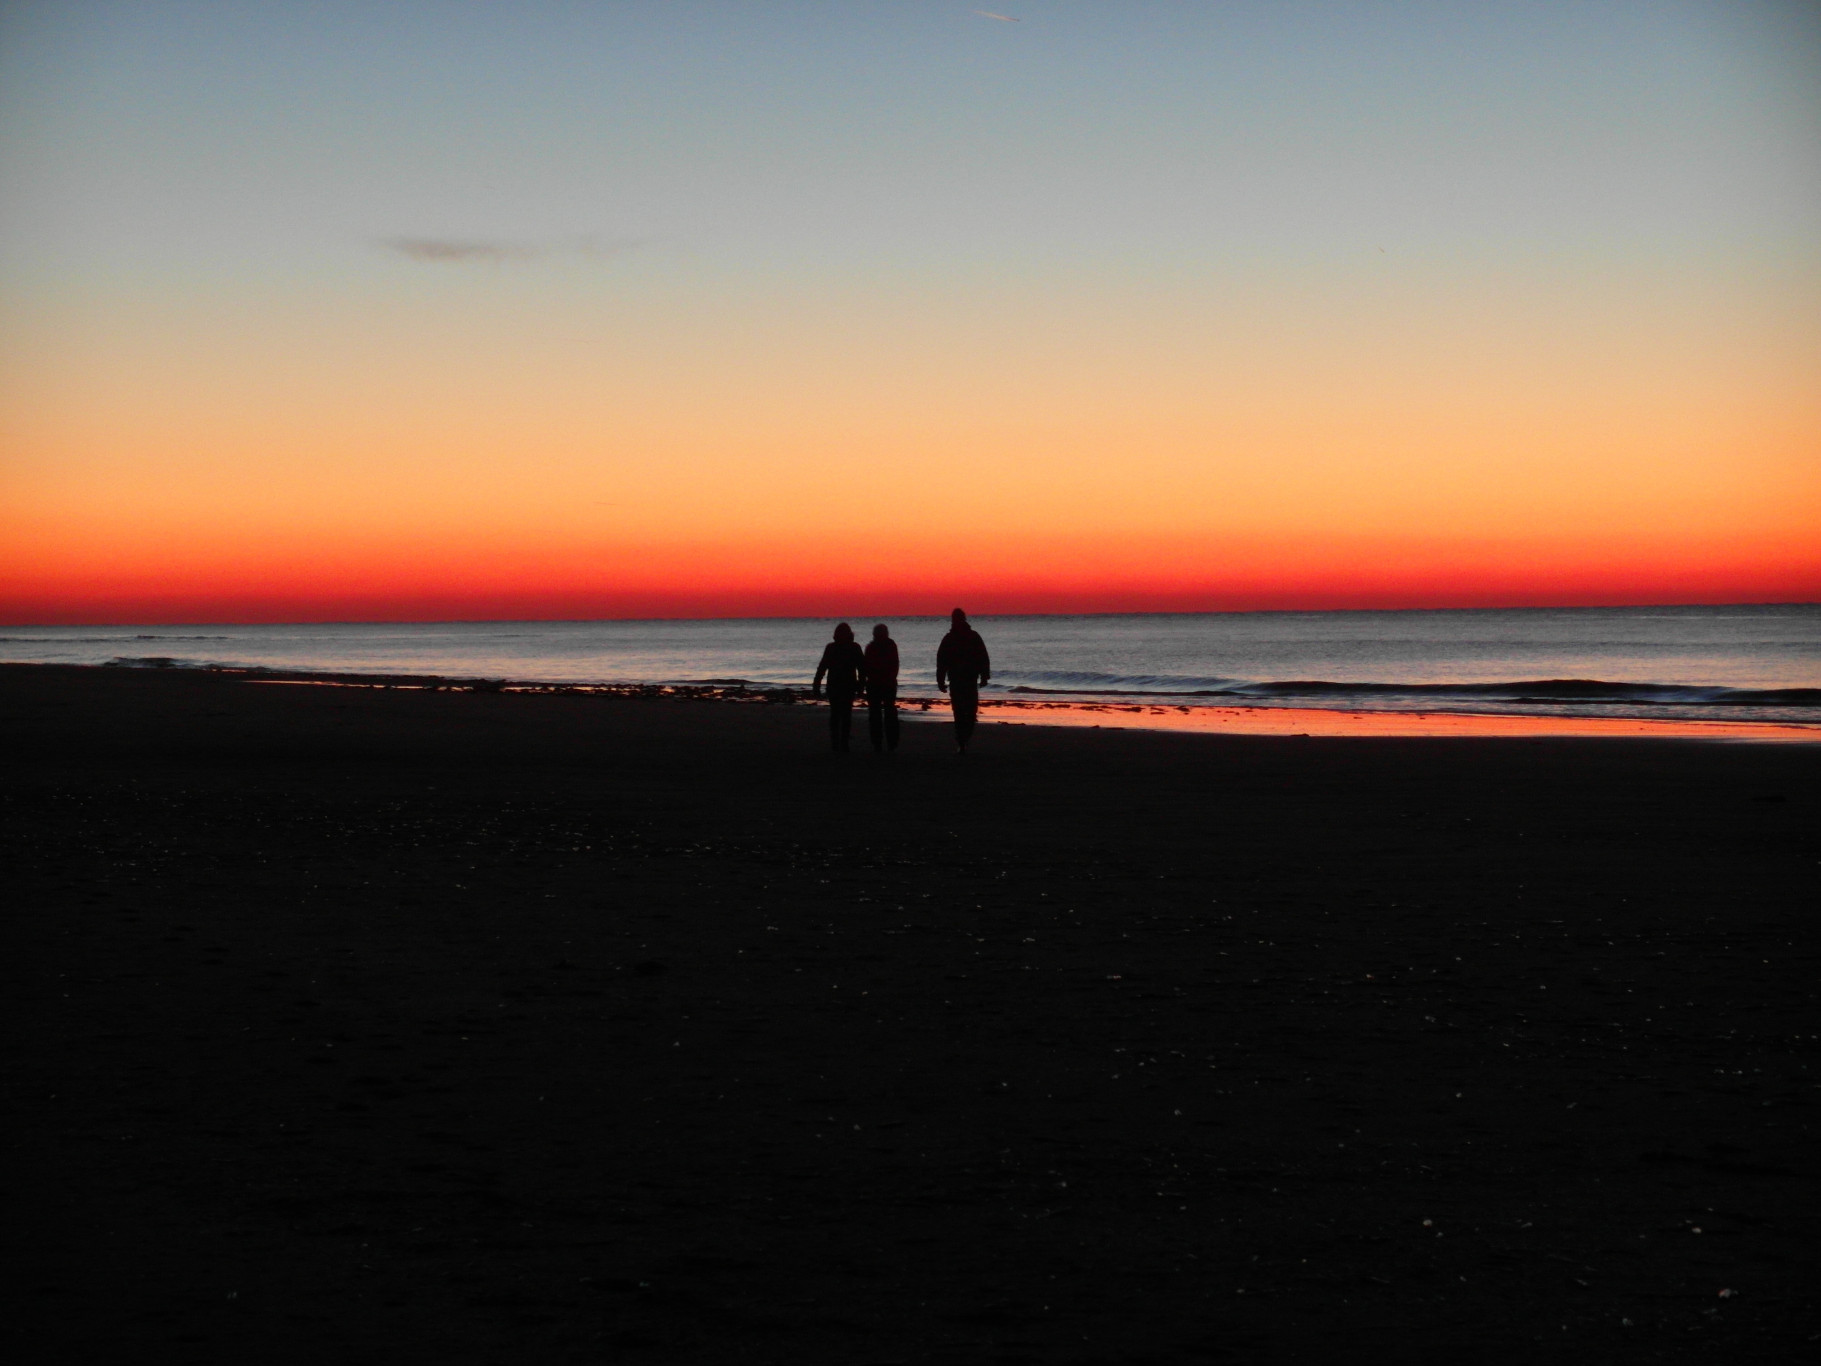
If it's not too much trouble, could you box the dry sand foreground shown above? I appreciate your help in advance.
[5,663,1818,1363]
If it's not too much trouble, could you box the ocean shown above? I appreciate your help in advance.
[4,604,1817,731]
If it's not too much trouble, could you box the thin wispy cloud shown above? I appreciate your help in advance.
[383,238,529,263]
[379,235,648,265]
[972,10,1019,20]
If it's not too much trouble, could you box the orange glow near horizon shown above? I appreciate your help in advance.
[4,525,1817,625]
[5,275,1817,624]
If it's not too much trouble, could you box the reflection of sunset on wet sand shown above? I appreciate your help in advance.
[960,699,1821,743]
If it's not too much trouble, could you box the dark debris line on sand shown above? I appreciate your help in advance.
[4,663,1819,1363]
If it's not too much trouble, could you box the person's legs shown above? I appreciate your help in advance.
[829,693,854,750]
[951,683,978,751]
[869,687,898,751]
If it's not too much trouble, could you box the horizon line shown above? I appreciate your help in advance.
[4,599,1816,632]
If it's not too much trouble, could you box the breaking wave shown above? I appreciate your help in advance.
[1001,673,1821,708]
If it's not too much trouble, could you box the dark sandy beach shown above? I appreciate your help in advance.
[5,662,1817,1363]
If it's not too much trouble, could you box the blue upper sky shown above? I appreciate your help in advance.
[4,0,1817,277]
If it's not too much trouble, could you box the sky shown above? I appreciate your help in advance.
[2,0,1818,623]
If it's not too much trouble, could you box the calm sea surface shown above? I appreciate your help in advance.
[5,605,1818,727]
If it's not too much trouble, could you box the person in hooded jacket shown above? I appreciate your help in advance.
[862,623,901,753]
[935,608,991,754]
[812,622,866,752]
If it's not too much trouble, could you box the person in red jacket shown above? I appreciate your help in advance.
[935,608,991,754]
[862,623,901,753]
[812,622,865,752]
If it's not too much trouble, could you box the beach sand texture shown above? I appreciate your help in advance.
[6,663,1817,1361]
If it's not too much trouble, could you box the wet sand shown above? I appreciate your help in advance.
[964,697,1821,742]
[6,662,1818,1362]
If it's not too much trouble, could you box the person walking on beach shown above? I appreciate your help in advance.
[862,623,901,753]
[936,608,991,754]
[812,622,866,752]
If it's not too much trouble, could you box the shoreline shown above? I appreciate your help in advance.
[63,659,1821,743]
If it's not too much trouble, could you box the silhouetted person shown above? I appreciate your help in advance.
[812,622,865,752]
[862,623,900,753]
[936,607,991,754]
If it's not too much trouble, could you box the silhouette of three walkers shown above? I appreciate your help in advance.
[812,609,990,755]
